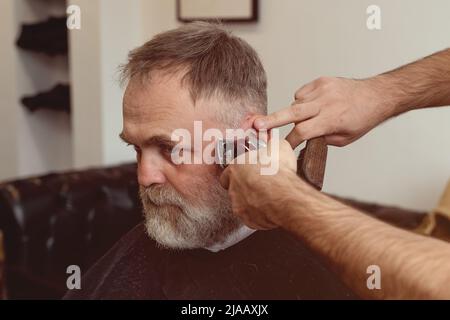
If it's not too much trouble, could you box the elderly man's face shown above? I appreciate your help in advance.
[121,71,241,249]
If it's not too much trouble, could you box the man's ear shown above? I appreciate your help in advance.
[240,113,262,130]
[239,113,272,143]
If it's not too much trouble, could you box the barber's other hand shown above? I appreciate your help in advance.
[219,139,298,230]
[254,77,394,148]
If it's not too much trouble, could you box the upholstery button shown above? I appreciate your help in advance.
[46,237,54,251]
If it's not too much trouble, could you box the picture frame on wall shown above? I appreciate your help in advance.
[177,0,258,23]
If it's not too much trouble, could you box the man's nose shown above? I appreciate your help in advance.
[137,153,166,187]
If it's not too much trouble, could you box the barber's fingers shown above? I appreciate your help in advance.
[256,218,278,230]
[240,214,276,231]
[254,101,320,130]
[324,134,354,147]
[291,90,317,106]
[294,82,318,102]
[241,219,261,231]
[219,167,231,189]
[285,119,326,149]
[219,148,263,190]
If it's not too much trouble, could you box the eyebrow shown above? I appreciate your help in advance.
[119,132,177,148]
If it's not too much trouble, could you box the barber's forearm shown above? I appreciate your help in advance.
[370,48,450,117]
[278,179,450,299]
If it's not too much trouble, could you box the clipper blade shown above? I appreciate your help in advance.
[216,134,267,168]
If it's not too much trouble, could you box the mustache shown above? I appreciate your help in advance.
[139,184,190,208]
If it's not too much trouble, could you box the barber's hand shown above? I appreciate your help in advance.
[219,139,299,230]
[254,77,394,148]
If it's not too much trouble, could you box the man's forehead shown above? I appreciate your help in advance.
[123,100,178,121]
[122,104,224,146]
[123,84,186,117]
[122,73,228,143]
[119,129,175,147]
[124,70,189,101]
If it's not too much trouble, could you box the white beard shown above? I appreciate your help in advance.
[140,177,242,250]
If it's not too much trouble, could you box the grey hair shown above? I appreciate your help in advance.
[120,21,267,126]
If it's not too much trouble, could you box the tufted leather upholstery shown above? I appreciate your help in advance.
[0,163,142,299]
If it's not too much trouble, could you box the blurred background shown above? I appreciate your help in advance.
[0,0,449,300]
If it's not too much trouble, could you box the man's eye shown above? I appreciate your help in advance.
[171,145,191,155]
[160,144,173,154]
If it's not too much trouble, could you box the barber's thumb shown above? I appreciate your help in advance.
[219,167,231,189]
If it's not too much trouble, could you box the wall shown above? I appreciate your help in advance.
[0,0,19,180]
[68,0,103,168]
[0,0,72,181]
[99,0,142,166]
[140,0,450,210]
[69,0,141,168]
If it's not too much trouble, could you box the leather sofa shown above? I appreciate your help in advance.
[0,163,426,299]
[0,163,142,299]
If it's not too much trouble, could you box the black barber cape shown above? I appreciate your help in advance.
[63,223,356,299]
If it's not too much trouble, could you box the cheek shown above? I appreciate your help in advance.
[165,164,220,199]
